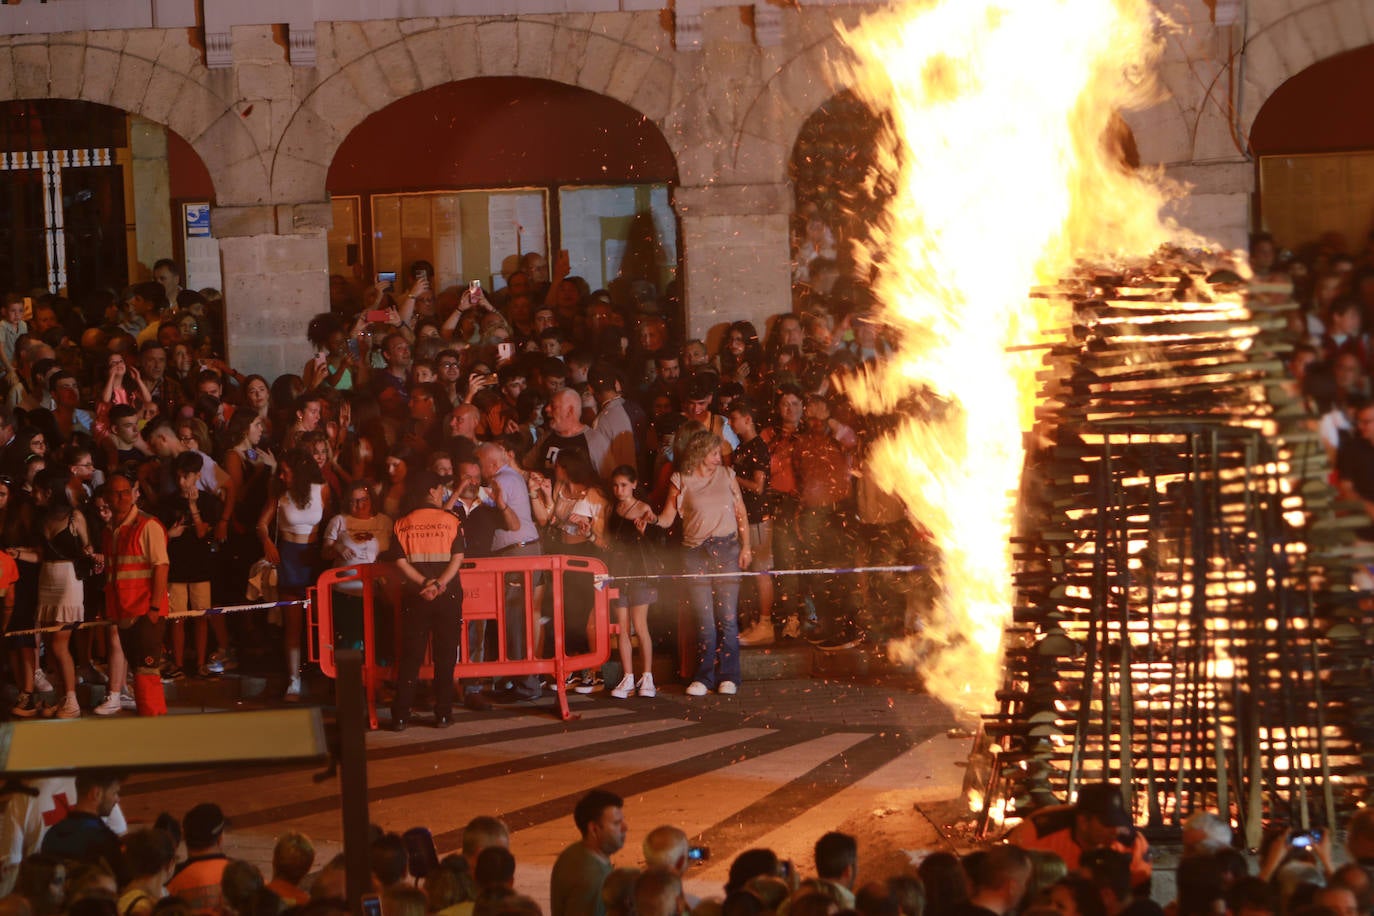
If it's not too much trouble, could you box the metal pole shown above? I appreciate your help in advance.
[337,650,372,915]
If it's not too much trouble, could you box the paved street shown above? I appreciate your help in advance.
[119,678,974,909]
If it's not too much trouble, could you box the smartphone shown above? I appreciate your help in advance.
[377,270,396,291]
[497,341,514,364]
[687,845,710,862]
[346,338,360,359]
[402,826,440,878]
[1291,828,1323,848]
[366,309,390,323]
[469,279,482,296]
[413,267,426,280]
[361,895,382,916]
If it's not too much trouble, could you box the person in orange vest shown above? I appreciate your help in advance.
[100,473,170,716]
[386,469,469,731]
[1006,782,1153,892]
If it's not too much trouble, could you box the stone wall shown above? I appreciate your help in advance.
[0,1,1367,376]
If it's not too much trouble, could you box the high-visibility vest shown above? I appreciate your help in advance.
[105,512,165,621]
[393,507,463,565]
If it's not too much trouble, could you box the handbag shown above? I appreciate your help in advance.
[55,513,95,580]
[246,558,278,602]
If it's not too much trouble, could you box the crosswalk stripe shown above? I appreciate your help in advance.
[716,731,967,881]
[226,723,768,833]
[509,731,874,861]
[121,706,644,798]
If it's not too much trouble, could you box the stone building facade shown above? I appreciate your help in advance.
[0,0,1365,376]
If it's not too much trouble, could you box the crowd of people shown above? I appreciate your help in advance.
[3,777,1369,916]
[1260,229,1374,568]
[0,250,928,720]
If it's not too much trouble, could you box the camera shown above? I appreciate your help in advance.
[377,270,396,292]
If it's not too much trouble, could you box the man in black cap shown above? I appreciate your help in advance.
[385,469,485,730]
[1006,782,1152,891]
[166,802,230,913]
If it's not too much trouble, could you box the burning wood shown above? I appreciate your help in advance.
[970,251,1363,847]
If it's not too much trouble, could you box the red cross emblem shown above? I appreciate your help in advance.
[41,792,71,827]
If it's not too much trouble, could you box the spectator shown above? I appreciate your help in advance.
[33,467,92,718]
[550,789,628,916]
[645,428,751,697]
[633,869,685,916]
[38,773,123,880]
[264,832,313,908]
[370,834,408,895]
[474,847,516,894]
[257,450,326,700]
[606,465,657,699]
[951,846,1031,916]
[165,804,230,915]
[728,400,774,645]
[116,829,176,916]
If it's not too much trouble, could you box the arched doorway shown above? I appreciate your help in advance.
[1251,44,1374,254]
[326,76,679,314]
[788,91,892,296]
[0,99,215,297]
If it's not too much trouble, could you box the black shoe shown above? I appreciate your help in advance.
[463,691,493,711]
[433,715,452,728]
[391,718,408,732]
[509,682,542,701]
[815,632,863,651]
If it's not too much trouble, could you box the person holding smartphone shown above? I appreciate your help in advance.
[302,312,360,392]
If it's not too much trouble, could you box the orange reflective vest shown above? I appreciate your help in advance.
[393,507,464,567]
[105,512,166,621]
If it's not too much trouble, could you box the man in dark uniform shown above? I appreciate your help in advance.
[386,470,475,730]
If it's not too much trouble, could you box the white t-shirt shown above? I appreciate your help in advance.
[323,512,393,566]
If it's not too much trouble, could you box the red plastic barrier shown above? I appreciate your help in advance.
[309,555,618,726]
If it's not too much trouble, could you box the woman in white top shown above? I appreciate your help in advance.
[257,449,327,700]
[642,428,751,697]
[322,479,392,653]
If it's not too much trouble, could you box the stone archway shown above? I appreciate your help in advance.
[729,31,853,188]
[0,35,269,203]
[1239,0,1374,141]
[273,15,679,205]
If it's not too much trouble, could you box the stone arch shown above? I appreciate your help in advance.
[274,15,678,203]
[1239,0,1374,141]
[729,32,854,187]
[0,35,270,203]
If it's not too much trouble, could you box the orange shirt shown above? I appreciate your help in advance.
[1007,806,1152,889]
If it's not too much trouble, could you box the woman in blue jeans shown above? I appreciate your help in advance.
[643,428,752,696]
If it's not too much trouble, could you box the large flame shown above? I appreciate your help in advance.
[838,0,1187,710]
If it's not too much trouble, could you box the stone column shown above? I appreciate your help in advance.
[213,202,332,381]
[675,182,793,343]
[129,117,172,278]
[1163,159,1253,253]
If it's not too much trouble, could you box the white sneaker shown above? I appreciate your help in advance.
[53,695,81,719]
[119,687,137,710]
[610,674,636,699]
[781,615,802,639]
[284,676,302,702]
[718,681,738,696]
[636,674,657,699]
[685,681,709,697]
[738,619,775,647]
[32,669,53,693]
[93,693,122,716]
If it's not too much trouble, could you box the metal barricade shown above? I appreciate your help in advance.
[309,556,618,726]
